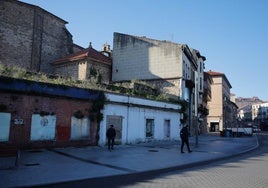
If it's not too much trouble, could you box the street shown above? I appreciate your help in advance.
[40,133,267,188]
[121,133,268,188]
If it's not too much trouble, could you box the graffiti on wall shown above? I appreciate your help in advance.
[30,114,56,140]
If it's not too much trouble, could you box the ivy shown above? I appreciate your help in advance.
[178,98,189,124]
[198,104,209,117]
[87,91,106,145]
[73,110,84,119]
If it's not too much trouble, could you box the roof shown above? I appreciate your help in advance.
[206,70,232,89]
[51,47,112,65]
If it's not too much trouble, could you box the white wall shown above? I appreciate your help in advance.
[99,93,181,146]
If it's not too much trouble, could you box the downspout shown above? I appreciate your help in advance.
[126,95,130,144]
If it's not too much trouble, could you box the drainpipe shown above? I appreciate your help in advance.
[126,95,130,144]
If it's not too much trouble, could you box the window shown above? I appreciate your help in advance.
[146,119,154,138]
[164,119,170,138]
[71,117,90,140]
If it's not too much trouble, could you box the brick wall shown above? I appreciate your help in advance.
[0,91,98,149]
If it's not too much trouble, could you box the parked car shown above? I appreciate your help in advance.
[253,126,261,133]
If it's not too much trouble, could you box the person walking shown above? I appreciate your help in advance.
[180,125,192,153]
[106,124,116,151]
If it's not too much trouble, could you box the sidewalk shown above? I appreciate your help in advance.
[0,133,259,187]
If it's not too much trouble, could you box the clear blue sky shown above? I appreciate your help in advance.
[20,0,268,101]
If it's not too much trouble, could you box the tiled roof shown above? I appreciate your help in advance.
[206,70,224,76]
[206,70,232,88]
[51,47,112,65]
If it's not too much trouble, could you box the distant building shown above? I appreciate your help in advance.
[236,96,263,109]
[252,102,268,130]
[206,70,232,131]
[236,97,263,121]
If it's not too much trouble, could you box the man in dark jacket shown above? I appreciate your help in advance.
[106,125,116,151]
[180,125,192,153]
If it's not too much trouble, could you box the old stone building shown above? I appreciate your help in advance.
[0,0,73,73]
[51,44,112,84]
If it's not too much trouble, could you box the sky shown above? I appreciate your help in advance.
[20,0,268,101]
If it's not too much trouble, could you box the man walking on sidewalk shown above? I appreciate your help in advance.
[106,125,116,151]
[180,125,192,153]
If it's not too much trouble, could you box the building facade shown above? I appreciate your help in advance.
[99,93,181,146]
[252,102,268,130]
[0,77,182,156]
[206,70,232,131]
[0,0,73,73]
[112,32,206,135]
[51,44,112,84]
[0,76,102,154]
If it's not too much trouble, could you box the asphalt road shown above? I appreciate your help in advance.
[36,132,267,188]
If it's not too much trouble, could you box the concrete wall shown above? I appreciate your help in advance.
[112,33,183,82]
[99,93,181,146]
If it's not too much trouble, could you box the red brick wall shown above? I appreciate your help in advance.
[0,91,98,149]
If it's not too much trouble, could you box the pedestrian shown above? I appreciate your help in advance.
[106,124,116,151]
[180,125,192,153]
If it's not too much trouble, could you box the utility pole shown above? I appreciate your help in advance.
[195,71,199,148]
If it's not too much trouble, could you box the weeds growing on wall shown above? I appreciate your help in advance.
[0,65,180,104]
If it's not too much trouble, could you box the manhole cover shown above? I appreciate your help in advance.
[27,150,43,153]
[148,149,158,152]
[24,163,40,166]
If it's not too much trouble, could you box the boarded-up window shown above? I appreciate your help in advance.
[71,117,90,140]
[31,114,56,140]
[164,119,170,138]
[146,119,154,138]
[0,112,11,141]
[106,115,122,144]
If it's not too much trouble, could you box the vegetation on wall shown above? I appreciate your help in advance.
[178,98,189,124]
[88,91,106,144]
[73,110,84,119]
[198,104,209,117]
[0,65,180,104]
[89,67,102,84]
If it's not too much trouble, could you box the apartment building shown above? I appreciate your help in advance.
[252,102,268,130]
[112,32,206,134]
[206,70,233,131]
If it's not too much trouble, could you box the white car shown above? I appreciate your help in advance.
[253,126,261,132]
